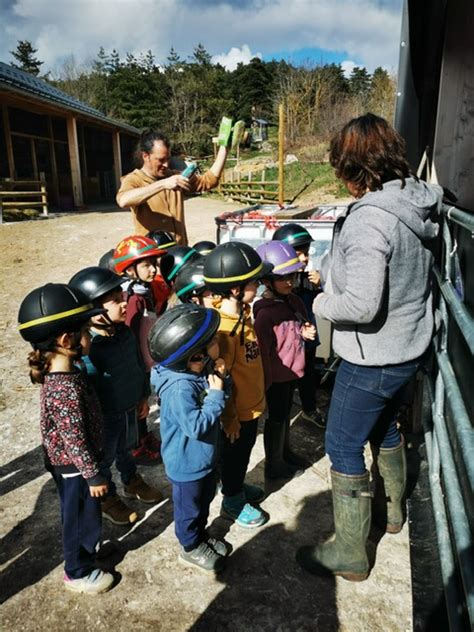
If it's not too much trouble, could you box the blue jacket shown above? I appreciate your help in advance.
[83,325,148,414]
[151,365,225,482]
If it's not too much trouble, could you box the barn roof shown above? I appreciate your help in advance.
[0,61,139,135]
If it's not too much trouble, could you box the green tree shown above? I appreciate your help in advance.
[10,40,43,76]
[367,67,396,121]
[233,57,275,122]
[349,66,371,100]
[192,43,212,66]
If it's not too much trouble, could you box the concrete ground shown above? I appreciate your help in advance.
[0,195,412,631]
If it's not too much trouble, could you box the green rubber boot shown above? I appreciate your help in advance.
[374,441,407,534]
[296,470,371,581]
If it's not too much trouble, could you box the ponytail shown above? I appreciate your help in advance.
[28,348,53,384]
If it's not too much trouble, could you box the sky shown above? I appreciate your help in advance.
[0,0,404,77]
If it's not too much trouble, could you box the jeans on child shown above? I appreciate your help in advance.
[170,471,217,550]
[53,471,102,579]
[325,358,421,475]
[100,407,138,495]
[219,419,258,497]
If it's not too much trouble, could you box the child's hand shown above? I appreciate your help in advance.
[308,270,321,287]
[214,357,226,378]
[90,483,108,497]
[225,420,241,444]
[137,397,150,419]
[208,373,224,391]
[301,323,317,341]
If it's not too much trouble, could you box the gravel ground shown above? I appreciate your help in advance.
[0,195,412,631]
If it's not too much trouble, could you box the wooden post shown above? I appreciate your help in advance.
[66,116,84,208]
[31,138,38,180]
[47,116,60,208]
[112,131,122,190]
[278,102,285,206]
[2,105,15,179]
[40,175,48,216]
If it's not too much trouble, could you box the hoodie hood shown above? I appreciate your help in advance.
[151,363,203,397]
[350,177,442,241]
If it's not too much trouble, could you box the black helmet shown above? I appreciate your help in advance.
[18,283,104,346]
[69,267,124,303]
[192,240,216,255]
[160,246,200,286]
[98,249,116,271]
[203,241,273,293]
[174,257,206,302]
[148,304,220,371]
[147,230,177,250]
[272,223,313,249]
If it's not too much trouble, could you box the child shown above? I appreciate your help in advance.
[146,230,176,314]
[203,241,272,528]
[254,241,317,478]
[149,304,228,572]
[272,224,325,428]
[18,283,114,594]
[174,256,214,306]
[113,235,167,460]
[69,266,163,526]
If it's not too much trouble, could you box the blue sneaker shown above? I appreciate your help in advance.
[221,492,267,528]
[243,483,265,504]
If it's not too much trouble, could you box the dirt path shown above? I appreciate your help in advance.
[0,195,412,631]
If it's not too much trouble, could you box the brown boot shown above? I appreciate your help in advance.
[101,495,138,526]
[123,473,163,504]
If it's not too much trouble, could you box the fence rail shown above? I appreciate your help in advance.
[0,178,48,222]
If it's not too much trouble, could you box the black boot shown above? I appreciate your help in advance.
[283,416,311,469]
[264,420,303,479]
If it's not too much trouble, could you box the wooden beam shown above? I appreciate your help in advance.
[112,131,122,190]
[2,105,15,178]
[66,116,84,208]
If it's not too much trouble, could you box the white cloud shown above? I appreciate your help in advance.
[212,45,261,71]
[341,59,357,78]
[0,0,403,73]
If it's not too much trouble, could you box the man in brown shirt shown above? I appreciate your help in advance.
[116,130,228,245]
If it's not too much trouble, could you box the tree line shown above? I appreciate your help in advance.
[9,40,396,157]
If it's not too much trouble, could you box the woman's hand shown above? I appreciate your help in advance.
[137,397,150,419]
[308,270,321,287]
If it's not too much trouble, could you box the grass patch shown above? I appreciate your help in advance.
[1,208,42,222]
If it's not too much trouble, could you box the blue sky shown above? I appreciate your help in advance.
[0,0,403,76]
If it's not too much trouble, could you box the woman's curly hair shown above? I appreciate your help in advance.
[329,113,414,198]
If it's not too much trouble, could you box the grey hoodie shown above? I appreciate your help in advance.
[314,177,443,365]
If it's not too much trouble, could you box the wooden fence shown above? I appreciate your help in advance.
[218,169,289,204]
[0,178,48,223]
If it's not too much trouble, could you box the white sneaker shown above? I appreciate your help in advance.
[63,568,114,594]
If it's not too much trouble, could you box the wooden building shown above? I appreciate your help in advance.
[0,61,139,210]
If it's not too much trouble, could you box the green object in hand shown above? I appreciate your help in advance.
[217,116,233,147]
[231,120,246,150]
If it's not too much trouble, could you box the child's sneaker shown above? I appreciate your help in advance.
[300,408,326,429]
[221,492,267,529]
[243,482,265,504]
[132,438,161,463]
[206,536,232,557]
[143,431,161,452]
[63,568,114,594]
[101,495,138,525]
[179,542,226,573]
[123,473,163,504]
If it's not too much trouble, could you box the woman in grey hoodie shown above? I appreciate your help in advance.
[296,113,442,581]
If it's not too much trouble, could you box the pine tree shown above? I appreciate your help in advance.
[349,66,371,99]
[10,40,43,76]
[367,67,396,121]
[192,43,212,66]
[233,57,275,122]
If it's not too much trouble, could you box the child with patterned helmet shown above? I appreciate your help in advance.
[113,235,169,461]
[18,284,114,595]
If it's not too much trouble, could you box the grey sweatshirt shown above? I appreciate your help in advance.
[314,177,442,365]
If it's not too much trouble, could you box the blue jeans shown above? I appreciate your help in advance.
[170,471,217,550]
[100,408,138,496]
[325,358,420,475]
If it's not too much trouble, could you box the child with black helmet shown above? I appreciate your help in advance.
[254,240,317,479]
[149,305,229,573]
[272,223,325,428]
[203,241,272,528]
[113,235,167,461]
[69,266,163,526]
[146,230,176,314]
[18,283,114,595]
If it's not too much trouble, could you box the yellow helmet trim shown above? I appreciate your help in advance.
[18,303,94,330]
[204,262,263,284]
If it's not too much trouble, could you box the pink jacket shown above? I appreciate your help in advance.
[253,293,307,390]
